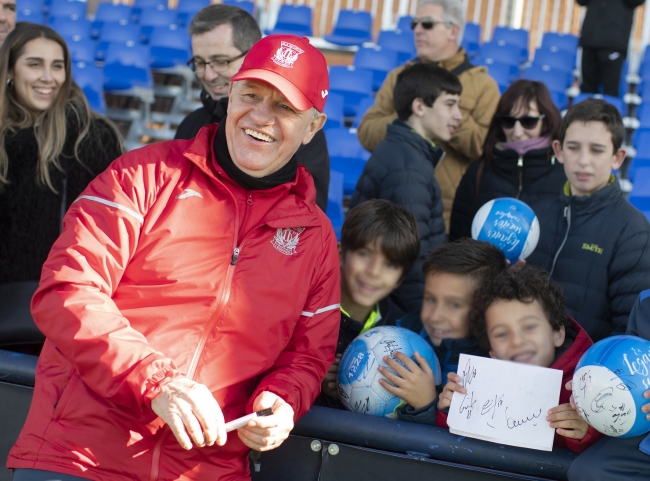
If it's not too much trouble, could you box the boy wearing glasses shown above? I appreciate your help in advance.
[357,0,500,233]
[526,99,650,342]
[174,5,330,211]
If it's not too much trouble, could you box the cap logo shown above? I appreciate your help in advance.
[272,41,304,69]
[321,90,328,98]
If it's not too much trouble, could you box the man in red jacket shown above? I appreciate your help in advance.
[8,35,339,481]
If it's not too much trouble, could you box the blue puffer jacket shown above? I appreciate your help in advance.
[350,120,446,313]
[527,178,650,342]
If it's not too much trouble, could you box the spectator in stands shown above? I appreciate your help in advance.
[567,289,650,481]
[351,63,462,313]
[319,200,419,405]
[385,239,506,425]
[8,34,339,481]
[450,80,565,241]
[0,0,15,47]
[439,266,601,453]
[0,23,123,284]
[526,99,650,342]
[577,0,644,97]
[357,0,500,232]
[175,4,329,211]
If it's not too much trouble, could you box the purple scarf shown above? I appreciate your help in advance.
[499,136,551,156]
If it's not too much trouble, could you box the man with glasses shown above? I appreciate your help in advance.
[0,0,16,47]
[357,0,500,233]
[175,4,330,211]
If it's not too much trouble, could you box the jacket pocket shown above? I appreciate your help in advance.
[52,371,81,421]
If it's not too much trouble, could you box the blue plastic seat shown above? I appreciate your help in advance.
[572,93,625,116]
[16,0,43,13]
[72,61,105,114]
[131,0,168,22]
[92,3,132,38]
[479,59,512,94]
[633,128,650,160]
[103,43,152,91]
[522,65,570,109]
[149,25,191,69]
[266,5,313,37]
[353,46,399,92]
[328,66,373,117]
[629,168,650,216]
[479,41,522,68]
[96,22,141,62]
[324,10,373,47]
[49,17,92,41]
[17,9,45,23]
[541,32,578,54]
[462,22,481,58]
[376,30,416,64]
[629,159,650,184]
[397,15,412,32]
[323,92,345,130]
[176,0,210,26]
[637,105,650,128]
[325,128,371,195]
[48,0,86,20]
[138,6,178,44]
[326,170,345,240]
[492,26,529,61]
[533,47,576,74]
[222,0,255,17]
[352,96,375,128]
[64,35,97,63]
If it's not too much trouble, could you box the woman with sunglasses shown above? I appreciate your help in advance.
[449,79,564,241]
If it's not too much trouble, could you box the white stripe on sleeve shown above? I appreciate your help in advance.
[301,303,340,317]
[74,195,145,223]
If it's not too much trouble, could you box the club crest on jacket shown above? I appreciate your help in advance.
[272,227,305,255]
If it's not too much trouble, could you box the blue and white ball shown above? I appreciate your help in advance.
[337,326,441,418]
[573,335,650,438]
[471,198,540,264]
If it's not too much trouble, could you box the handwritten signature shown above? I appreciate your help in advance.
[506,407,542,429]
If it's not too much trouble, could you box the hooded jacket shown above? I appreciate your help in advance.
[526,179,650,342]
[357,48,500,231]
[450,146,566,241]
[7,124,341,481]
[175,92,330,211]
[577,0,645,54]
[350,119,447,313]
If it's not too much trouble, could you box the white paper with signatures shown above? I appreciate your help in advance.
[447,354,563,451]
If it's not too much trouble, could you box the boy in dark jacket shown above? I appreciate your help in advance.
[350,63,463,313]
[319,200,420,406]
[376,239,506,424]
[527,99,650,342]
[439,266,601,453]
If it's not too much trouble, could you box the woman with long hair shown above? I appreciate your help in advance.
[0,22,123,284]
[449,79,565,241]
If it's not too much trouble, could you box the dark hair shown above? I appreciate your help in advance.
[482,80,561,164]
[422,237,506,283]
[188,4,261,53]
[393,63,462,121]
[470,265,571,351]
[558,98,624,153]
[341,199,420,280]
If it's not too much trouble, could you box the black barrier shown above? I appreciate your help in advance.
[0,350,37,386]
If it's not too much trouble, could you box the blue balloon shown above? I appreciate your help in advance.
[573,335,650,438]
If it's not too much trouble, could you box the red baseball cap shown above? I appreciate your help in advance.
[231,35,329,112]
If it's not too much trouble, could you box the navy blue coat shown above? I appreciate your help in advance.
[350,120,446,313]
[527,178,650,342]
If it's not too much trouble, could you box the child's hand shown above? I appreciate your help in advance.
[643,389,650,421]
[547,403,590,440]
[378,351,436,410]
[321,354,341,400]
[506,259,526,271]
[437,372,466,411]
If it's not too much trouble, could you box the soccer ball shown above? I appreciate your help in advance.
[471,197,540,264]
[573,335,650,438]
[337,326,441,418]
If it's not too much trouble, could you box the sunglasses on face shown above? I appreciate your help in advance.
[498,114,545,130]
[410,16,451,30]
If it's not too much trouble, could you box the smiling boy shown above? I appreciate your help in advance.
[527,99,650,342]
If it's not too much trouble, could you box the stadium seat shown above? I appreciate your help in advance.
[325,127,371,195]
[523,65,570,109]
[462,22,481,59]
[149,26,191,69]
[328,66,374,117]
[479,60,512,94]
[17,9,45,24]
[138,6,178,44]
[353,46,399,92]
[352,96,375,128]
[572,93,625,116]
[629,167,650,217]
[397,15,412,32]
[479,41,522,69]
[176,0,210,26]
[65,36,97,63]
[49,17,92,41]
[633,128,650,159]
[323,92,345,130]
[91,3,131,38]
[16,0,43,14]
[326,170,345,240]
[629,159,650,184]
[638,105,650,128]
[324,10,373,46]
[48,0,86,20]
[72,61,106,114]
[131,0,168,22]
[266,5,313,37]
[376,30,416,64]
[492,26,529,62]
[97,22,141,62]
[222,0,255,17]
[533,47,576,74]
[103,43,153,91]
[541,32,578,54]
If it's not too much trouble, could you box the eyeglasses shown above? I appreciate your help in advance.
[187,50,249,74]
[498,114,545,130]
[410,16,451,31]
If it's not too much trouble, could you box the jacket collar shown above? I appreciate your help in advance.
[419,46,467,71]
[490,146,556,178]
[387,119,445,167]
[560,175,622,215]
[551,318,592,375]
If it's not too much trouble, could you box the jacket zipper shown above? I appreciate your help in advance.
[550,205,571,276]
[516,155,523,199]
